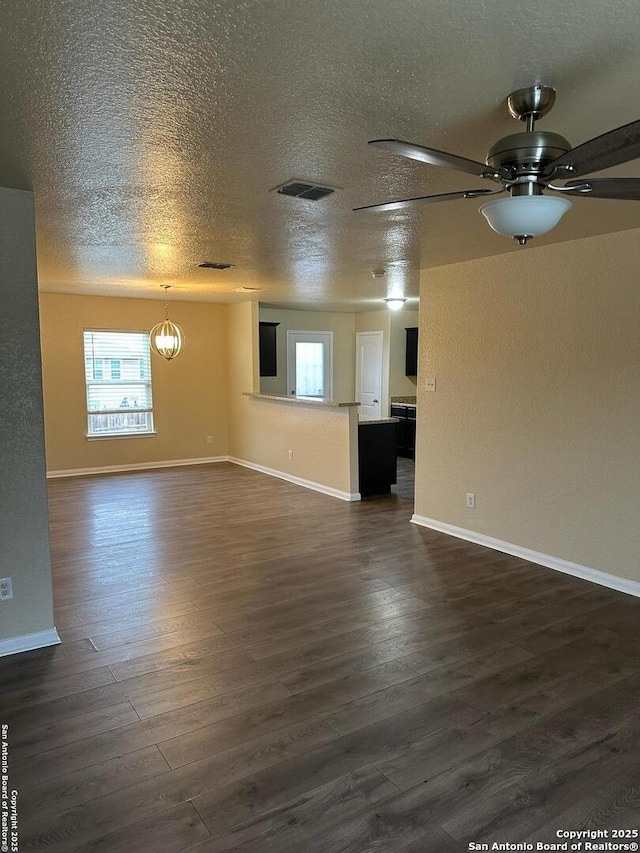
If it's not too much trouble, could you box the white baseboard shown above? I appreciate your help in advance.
[47,456,229,479]
[411,514,640,599]
[0,627,61,658]
[46,455,361,502]
[229,457,361,502]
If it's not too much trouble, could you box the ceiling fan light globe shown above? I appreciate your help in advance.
[479,195,572,241]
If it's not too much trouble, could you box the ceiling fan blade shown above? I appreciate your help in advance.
[353,189,504,211]
[353,188,497,213]
[548,118,640,178]
[558,177,640,200]
[369,139,505,180]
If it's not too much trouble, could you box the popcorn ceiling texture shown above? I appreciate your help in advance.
[0,188,55,642]
[3,1,640,307]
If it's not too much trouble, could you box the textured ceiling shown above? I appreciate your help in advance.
[2,0,640,311]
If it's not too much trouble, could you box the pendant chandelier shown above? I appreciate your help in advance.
[151,285,184,361]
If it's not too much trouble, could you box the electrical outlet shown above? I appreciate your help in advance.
[425,377,437,392]
[206,435,213,444]
[288,449,294,461]
[466,493,476,509]
[0,578,13,601]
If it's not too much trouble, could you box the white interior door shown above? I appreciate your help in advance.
[286,331,333,400]
[356,331,383,420]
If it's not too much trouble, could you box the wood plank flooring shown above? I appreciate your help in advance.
[2,460,640,852]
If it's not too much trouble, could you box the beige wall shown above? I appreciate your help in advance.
[227,300,260,447]
[259,306,356,401]
[355,310,391,415]
[39,295,359,499]
[40,293,230,472]
[232,398,360,498]
[230,302,359,498]
[0,188,55,644]
[415,228,640,583]
[390,309,419,398]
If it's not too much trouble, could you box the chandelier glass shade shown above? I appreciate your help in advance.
[150,286,184,360]
[479,195,572,241]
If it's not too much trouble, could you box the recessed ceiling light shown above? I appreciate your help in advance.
[384,297,407,311]
[371,268,386,278]
[197,261,236,270]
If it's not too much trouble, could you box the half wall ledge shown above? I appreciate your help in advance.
[243,392,360,408]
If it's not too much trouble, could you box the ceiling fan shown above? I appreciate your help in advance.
[355,85,640,244]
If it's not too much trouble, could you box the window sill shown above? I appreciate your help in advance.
[86,432,157,441]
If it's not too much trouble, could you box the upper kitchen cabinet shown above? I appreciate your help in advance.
[405,327,418,376]
[259,321,279,377]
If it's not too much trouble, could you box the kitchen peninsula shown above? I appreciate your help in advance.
[241,394,398,499]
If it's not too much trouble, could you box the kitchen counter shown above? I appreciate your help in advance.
[359,417,399,425]
[243,393,360,408]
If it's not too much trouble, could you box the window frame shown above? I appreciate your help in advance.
[83,328,156,440]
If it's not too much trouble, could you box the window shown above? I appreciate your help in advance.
[286,331,333,400]
[295,342,325,397]
[83,330,154,437]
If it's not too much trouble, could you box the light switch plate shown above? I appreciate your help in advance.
[425,377,437,392]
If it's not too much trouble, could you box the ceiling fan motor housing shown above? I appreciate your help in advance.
[358,82,640,245]
[486,131,572,180]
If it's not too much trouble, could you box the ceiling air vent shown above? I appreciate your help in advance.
[233,286,262,293]
[197,261,235,270]
[272,180,337,201]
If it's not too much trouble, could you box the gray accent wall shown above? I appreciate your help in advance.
[0,187,55,642]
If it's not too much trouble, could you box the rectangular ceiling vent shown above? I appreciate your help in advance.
[197,261,235,270]
[272,180,337,201]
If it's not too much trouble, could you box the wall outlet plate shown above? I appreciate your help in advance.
[466,493,476,509]
[425,377,436,392]
[0,578,13,601]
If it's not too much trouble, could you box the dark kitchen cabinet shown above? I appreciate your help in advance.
[391,406,407,455]
[259,322,279,377]
[405,416,416,458]
[405,327,419,376]
[358,421,397,496]
[391,404,416,458]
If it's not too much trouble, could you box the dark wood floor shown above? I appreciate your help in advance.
[2,462,640,852]
[392,456,415,501]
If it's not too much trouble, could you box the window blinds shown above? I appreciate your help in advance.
[83,330,153,436]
